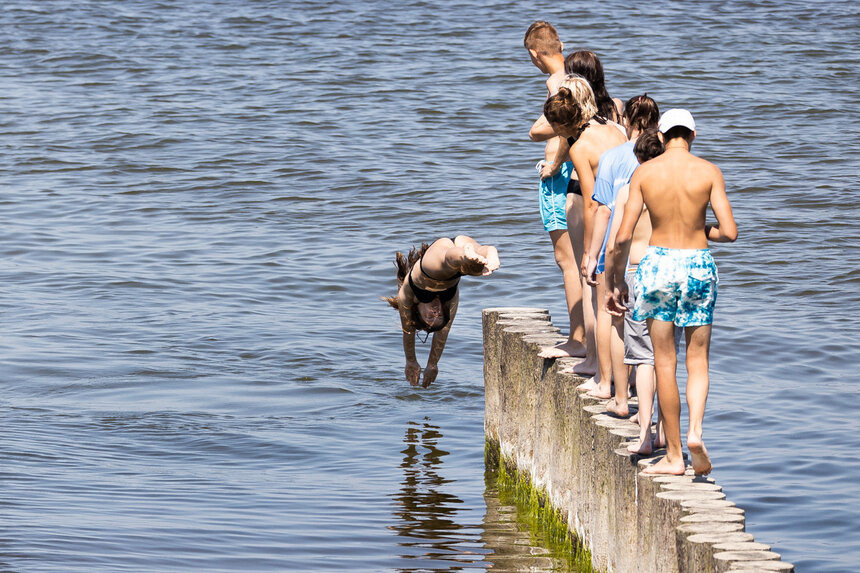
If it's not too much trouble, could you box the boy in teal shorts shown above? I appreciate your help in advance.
[606,109,737,475]
[524,21,587,359]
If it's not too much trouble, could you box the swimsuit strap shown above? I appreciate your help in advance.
[419,255,462,282]
[567,115,609,146]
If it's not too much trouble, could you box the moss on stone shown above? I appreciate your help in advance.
[486,439,597,572]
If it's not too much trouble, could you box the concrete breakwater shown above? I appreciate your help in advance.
[482,307,795,573]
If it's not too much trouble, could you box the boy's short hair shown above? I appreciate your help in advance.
[524,21,562,55]
[634,128,664,163]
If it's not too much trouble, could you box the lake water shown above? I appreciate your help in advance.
[0,1,858,571]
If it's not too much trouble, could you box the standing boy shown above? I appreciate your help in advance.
[606,109,737,475]
[523,22,588,361]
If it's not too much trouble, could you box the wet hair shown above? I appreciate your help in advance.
[663,125,694,142]
[633,128,664,163]
[523,21,562,55]
[382,243,452,335]
[624,94,660,133]
[543,75,597,129]
[564,50,619,122]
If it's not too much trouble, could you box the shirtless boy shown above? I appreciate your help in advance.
[606,109,737,475]
[524,22,588,360]
[603,130,675,454]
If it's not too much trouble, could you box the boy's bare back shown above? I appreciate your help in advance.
[636,149,724,251]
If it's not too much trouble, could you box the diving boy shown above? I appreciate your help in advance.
[606,109,737,475]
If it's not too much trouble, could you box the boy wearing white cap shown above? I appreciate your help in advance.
[605,109,737,475]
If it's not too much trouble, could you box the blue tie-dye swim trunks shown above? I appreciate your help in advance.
[633,246,719,326]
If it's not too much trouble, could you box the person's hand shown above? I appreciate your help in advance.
[422,363,438,388]
[405,360,421,386]
[605,285,629,317]
[539,161,559,180]
[584,257,599,286]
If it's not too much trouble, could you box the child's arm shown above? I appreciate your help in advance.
[583,160,615,283]
[423,297,459,387]
[706,167,738,243]
[572,144,598,255]
[606,173,644,315]
[584,204,611,284]
[529,115,557,142]
[396,283,421,385]
[602,184,629,290]
[540,138,572,179]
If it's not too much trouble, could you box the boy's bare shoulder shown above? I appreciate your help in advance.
[691,155,724,179]
[634,156,661,177]
[546,71,565,95]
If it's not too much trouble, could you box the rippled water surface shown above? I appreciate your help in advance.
[1,1,858,571]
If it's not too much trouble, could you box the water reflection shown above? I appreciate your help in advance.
[390,419,488,570]
[391,419,575,572]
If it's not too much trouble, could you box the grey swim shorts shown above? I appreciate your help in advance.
[624,269,654,365]
[624,268,683,365]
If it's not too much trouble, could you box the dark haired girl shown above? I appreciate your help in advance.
[384,236,499,387]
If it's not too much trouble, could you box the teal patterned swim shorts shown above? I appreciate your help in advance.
[633,247,719,326]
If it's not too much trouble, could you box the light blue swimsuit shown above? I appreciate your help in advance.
[591,141,639,273]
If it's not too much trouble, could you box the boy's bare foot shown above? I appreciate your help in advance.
[605,397,630,417]
[651,435,666,449]
[576,377,597,392]
[587,385,612,399]
[484,248,501,275]
[687,434,712,475]
[642,455,686,475]
[539,340,587,359]
[627,437,653,455]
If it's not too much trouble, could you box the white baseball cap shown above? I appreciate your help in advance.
[658,108,696,133]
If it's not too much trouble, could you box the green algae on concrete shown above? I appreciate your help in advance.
[486,438,596,573]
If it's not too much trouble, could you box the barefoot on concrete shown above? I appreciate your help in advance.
[587,379,612,399]
[587,386,612,399]
[627,437,654,455]
[575,377,597,392]
[642,455,686,475]
[687,433,712,476]
[539,340,587,359]
[605,397,630,417]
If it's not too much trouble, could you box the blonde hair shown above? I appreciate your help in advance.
[543,74,598,128]
[559,74,598,119]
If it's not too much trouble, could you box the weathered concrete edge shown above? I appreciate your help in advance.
[482,307,795,573]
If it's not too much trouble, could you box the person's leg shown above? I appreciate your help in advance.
[563,193,598,377]
[539,229,587,359]
[627,363,655,453]
[685,324,713,475]
[642,318,685,475]
[605,313,629,416]
[589,277,613,398]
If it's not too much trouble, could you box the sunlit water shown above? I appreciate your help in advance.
[0,1,857,571]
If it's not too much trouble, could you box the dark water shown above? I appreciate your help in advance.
[0,1,857,571]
